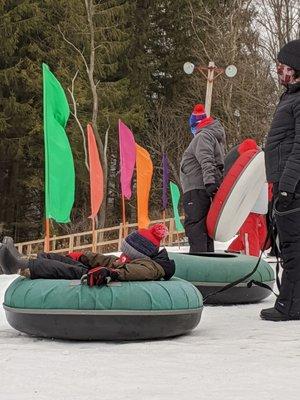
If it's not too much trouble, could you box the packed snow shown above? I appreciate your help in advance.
[0,246,298,400]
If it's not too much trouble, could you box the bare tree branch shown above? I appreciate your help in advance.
[58,25,89,73]
[67,70,89,172]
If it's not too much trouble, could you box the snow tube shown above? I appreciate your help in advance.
[207,149,266,241]
[171,252,275,305]
[3,277,202,341]
[251,183,268,214]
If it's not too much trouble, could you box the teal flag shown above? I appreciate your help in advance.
[43,63,75,223]
[170,182,184,231]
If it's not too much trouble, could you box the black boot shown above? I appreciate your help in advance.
[260,307,300,321]
[2,236,23,259]
[0,243,28,275]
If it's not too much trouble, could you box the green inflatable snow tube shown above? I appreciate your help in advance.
[3,277,202,341]
[170,252,275,304]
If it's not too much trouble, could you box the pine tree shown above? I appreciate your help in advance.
[0,0,46,240]
[0,0,153,238]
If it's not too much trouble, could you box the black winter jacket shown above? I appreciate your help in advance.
[265,82,300,193]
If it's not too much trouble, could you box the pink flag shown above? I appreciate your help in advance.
[118,119,136,199]
[87,123,104,219]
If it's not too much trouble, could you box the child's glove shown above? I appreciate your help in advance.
[67,251,84,261]
[82,267,119,287]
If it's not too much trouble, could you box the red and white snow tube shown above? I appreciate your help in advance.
[207,149,266,242]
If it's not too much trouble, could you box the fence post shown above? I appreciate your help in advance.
[118,224,123,251]
[27,244,32,256]
[52,235,56,251]
[92,230,97,253]
[168,219,175,246]
[75,235,81,250]
[69,235,74,252]
[98,228,105,253]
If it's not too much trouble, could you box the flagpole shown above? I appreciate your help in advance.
[44,218,50,252]
[122,195,127,238]
[162,209,166,224]
[162,209,166,246]
[92,218,96,252]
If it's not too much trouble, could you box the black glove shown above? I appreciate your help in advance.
[205,183,219,198]
[278,191,294,208]
[83,267,119,287]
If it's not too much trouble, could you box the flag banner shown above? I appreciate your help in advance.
[118,119,136,199]
[43,63,75,223]
[170,182,184,231]
[136,144,153,229]
[87,123,104,219]
[162,152,169,210]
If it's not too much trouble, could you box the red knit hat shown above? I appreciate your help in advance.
[193,103,206,115]
[138,223,169,247]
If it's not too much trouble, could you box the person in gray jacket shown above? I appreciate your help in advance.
[180,104,226,253]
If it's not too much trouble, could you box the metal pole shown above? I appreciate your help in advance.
[205,61,215,117]
[92,217,96,252]
[44,218,50,252]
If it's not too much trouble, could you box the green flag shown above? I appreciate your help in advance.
[43,63,75,223]
[170,182,184,231]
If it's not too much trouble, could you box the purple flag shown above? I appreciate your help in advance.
[118,119,136,199]
[162,152,169,210]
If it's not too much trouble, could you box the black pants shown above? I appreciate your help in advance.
[183,189,214,253]
[29,253,88,280]
[274,191,300,316]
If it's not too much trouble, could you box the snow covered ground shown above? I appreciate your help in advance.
[0,247,298,400]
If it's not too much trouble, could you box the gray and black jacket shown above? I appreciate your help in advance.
[180,120,226,193]
[265,82,300,193]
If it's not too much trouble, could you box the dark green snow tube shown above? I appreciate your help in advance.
[3,277,202,341]
[170,252,275,305]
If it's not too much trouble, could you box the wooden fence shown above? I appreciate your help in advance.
[15,217,186,256]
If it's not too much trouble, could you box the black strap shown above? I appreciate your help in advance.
[247,279,278,297]
[270,196,282,290]
[203,206,278,303]
[203,252,264,302]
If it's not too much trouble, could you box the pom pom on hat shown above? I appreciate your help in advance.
[238,139,259,154]
[138,223,169,246]
[193,103,206,115]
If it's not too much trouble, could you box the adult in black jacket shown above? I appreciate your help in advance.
[261,39,300,321]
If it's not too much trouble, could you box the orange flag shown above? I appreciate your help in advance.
[136,144,153,229]
[87,123,104,219]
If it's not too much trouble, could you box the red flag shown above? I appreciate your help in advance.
[87,124,104,219]
[136,144,153,229]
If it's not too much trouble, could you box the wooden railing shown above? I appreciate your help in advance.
[15,217,186,256]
